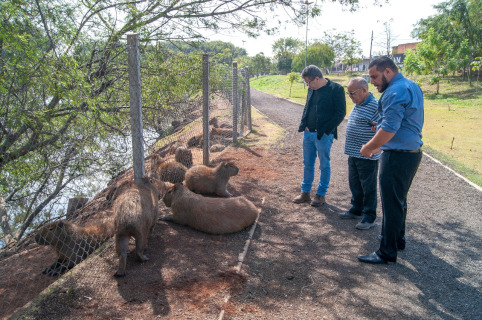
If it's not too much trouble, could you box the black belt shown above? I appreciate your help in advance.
[388,148,422,153]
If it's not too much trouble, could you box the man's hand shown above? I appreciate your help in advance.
[361,144,382,158]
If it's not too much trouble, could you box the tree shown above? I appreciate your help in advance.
[291,42,334,72]
[249,53,271,76]
[412,0,482,83]
[0,0,381,244]
[321,29,362,71]
[402,49,421,76]
[272,37,303,74]
[376,19,396,57]
[286,72,299,97]
[342,37,363,74]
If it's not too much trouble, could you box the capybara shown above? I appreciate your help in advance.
[161,183,259,234]
[35,219,114,276]
[174,145,193,168]
[210,127,234,139]
[112,176,165,277]
[209,117,233,129]
[187,133,203,148]
[151,153,187,184]
[184,161,239,197]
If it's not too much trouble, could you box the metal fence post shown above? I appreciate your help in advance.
[240,70,246,137]
[127,33,145,184]
[232,61,238,143]
[202,54,210,165]
[245,67,252,131]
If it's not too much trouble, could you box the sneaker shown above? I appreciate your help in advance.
[339,211,362,219]
[293,192,311,204]
[356,220,376,230]
[310,194,325,207]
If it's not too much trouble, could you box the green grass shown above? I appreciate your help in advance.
[250,73,482,187]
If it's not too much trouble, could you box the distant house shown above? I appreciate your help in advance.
[352,57,371,72]
[391,42,421,67]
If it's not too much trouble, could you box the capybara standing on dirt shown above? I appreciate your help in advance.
[111,176,165,277]
[151,153,188,184]
[184,161,239,197]
[35,219,114,276]
[161,183,259,234]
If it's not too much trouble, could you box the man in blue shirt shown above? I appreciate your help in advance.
[358,56,424,264]
[341,77,380,230]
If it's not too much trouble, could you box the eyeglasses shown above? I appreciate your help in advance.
[346,89,361,95]
[304,79,314,86]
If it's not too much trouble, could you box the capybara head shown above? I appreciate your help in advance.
[209,117,219,127]
[148,175,167,199]
[220,161,239,177]
[35,220,67,246]
[162,183,184,207]
[175,146,193,168]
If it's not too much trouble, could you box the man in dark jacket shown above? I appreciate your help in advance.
[293,65,346,206]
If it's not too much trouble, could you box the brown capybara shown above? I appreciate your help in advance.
[184,161,239,197]
[35,219,114,276]
[151,153,187,184]
[174,145,193,168]
[187,133,203,148]
[209,117,233,129]
[161,183,259,234]
[112,176,165,277]
[210,127,234,139]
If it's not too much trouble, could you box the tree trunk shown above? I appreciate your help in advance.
[0,197,14,246]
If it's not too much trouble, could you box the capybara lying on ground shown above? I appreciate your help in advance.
[187,133,203,148]
[210,127,234,139]
[111,176,166,277]
[151,154,187,184]
[209,117,233,129]
[184,161,239,197]
[161,183,259,234]
[35,219,114,276]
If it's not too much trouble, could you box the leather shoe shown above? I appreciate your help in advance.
[358,252,390,264]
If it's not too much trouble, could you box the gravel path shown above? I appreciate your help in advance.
[224,89,482,320]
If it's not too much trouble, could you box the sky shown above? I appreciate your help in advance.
[205,0,443,58]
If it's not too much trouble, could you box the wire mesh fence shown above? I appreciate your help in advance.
[0,33,252,319]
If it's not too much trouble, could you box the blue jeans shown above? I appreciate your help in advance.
[348,156,379,223]
[301,131,334,196]
[377,150,422,262]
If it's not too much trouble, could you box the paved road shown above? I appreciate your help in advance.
[229,89,482,319]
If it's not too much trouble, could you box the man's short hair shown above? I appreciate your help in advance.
[301,65,323,80]
[369,56,398,73]
[350,77,369,89]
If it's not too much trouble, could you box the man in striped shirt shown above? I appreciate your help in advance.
[340,77,380,230]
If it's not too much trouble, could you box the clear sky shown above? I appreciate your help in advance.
[205,0,443,58]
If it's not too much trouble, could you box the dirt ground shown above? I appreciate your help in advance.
[7,89,482,320]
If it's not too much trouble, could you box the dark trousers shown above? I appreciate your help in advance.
[348,156,379,222]
[377,150,422,262]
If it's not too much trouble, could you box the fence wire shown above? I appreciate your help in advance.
[0,38,252,318]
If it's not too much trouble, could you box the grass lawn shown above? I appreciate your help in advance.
[250,73,482,187]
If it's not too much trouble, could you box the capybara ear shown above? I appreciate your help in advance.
[57,220,64,228]
[151,154,163,168]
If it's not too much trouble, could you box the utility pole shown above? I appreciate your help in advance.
[369,30,373,62]
[304,1,313,69]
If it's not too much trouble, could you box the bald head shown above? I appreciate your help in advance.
[347,77,370,105]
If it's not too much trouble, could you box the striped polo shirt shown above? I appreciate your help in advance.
[344,93,381,160]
